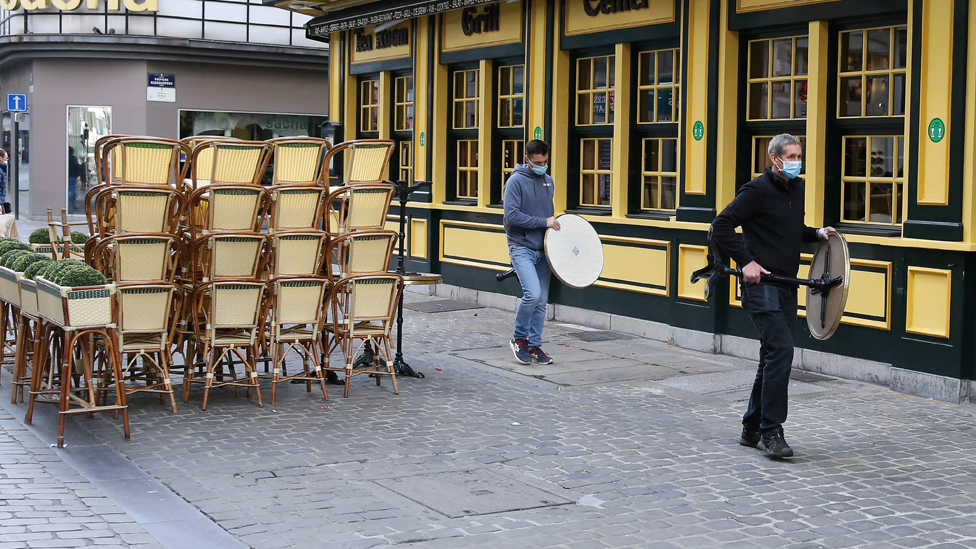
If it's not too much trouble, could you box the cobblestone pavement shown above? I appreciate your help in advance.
[3,290,976,548]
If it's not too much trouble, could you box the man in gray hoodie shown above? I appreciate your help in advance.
[503,139,560,365]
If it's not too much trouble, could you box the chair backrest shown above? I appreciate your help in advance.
[269,185,328,231]
[322,139,395,185]
[94,134,127,186]
[330,274,401,332]
[268,230,328,277]
[326,230,396,279]
[93,234,179,282]
[325,183,395,235]
[268,137,331,186]
[193,280,267,340]
[190,232,268,283]
[188,185,270,236]
[115,283,180,339]
[110,186,184,235]
[190,140,270,189]
[271,276,329,337]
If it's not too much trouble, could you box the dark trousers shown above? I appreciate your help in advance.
[741,282,797,433]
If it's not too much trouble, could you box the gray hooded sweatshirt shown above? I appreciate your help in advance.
[503,164,554,251]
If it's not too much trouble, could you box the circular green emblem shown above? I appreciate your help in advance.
[693,121,704,141]
[534,126,542,140]
[419,132,426,147]
[928,118,945,143]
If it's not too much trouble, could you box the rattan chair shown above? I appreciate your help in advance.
[321,139,395,185]
[97,283,183,413]
[188,232,269,285]
[266,276,330,403]
[267,137,331,186]
[183,279,268,410]
[267,230,329,278]
[324,183,396,236]
[189,140,270,190]
[101,137,191,189]
[91,233,181,283]
[187,185,270,237]
[325,230,397,281]
[324,274,402,398]
[91,186,184,238]
[268,185,329,232]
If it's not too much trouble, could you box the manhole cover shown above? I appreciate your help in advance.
[373,470,571,518]
[569,330,637,342]
[404,299,484,313]
[655,369,829,402]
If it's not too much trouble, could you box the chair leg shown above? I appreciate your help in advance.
[201,345,216,411]
[343,337,352,398]
[382,337,398,395]
[271,343,281,405]
[243,346,262,408]
[25,323,50,425]
[309,340,328,400]
[57,332,77,449]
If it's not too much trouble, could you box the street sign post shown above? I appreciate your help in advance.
[6,93,27,113]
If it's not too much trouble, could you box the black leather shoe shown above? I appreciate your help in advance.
[759,427,794,458]
[739,425,760,448]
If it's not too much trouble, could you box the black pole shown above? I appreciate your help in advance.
[389,179,430,379]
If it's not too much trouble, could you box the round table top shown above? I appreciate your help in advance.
[544,214,604,289]
[392,271,442,285]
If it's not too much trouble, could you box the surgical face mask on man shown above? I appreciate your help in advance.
[525,155,548,176]
[776,156,802,180]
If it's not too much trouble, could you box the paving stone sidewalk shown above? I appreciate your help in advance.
[3,290,976,548]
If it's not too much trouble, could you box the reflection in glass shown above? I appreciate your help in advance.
[771,81,791,119]
[582,140,595,170]
[644,176,660,209]
[772,39,792,77]
[749,82,768,119]
[659,50,674,84]
[841,76,862,116]
[866,28,890,70]
[662,140,677,172]
[582,174,594,205]
[513,66,524,93]
[641,52,656,85]
[67,106,111,214]
[795,37,809,75]
[866,75,889,116]
[753,137,772,175]
[598,174,611,205]
[892,74,905,116]
[639,89,655,122]
[841,30,863,72]
[844,182,866,222]
[750,40,769,79]
[845,137,867,177]
[795,79,808,118]
[597,140,611,170]
[645,139,659,172]
[894,27,908,69]
[658,89,672,121]
[593,92,607,124]
[594,57,607,88]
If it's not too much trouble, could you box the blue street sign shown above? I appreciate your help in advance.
[147,74,176,88]
[6,93,27,113]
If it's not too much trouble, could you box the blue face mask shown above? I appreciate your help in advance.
[778,158,802,179]
[530,163,548,176]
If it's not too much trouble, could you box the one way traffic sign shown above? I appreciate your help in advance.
[6,93,27,113]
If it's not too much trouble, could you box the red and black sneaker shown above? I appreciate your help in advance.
[529,346,553,365]
[509,338,531,364]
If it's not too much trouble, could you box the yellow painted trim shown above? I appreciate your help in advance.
[714,0,737,213]
[342,35,358,140]
[410,218,428,259]
[431,18,449,204]
[804,21,828,228]
[594,236,670,296]
[550,11,570,213]
[736,0,838,12]
[902,4,914,219]
[378,71,392,180]
[916,0,952,205]
[611,42,631,217]
[905,266,952,338]
[414,17,430,184]
[684,0,709,195]
[330,32,343,128]
[478,58,494,208]
[963,0,976,242]
[527,0,547,142]
[677,244,708,301]
[439,219,511,269]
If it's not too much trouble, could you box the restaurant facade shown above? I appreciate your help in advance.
[282,0,968,400]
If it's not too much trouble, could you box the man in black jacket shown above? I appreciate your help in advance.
[712,133,834,458]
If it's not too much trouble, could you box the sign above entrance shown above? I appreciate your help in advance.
[0,0,157,12]
[350,21,412,65]
[565,0,674,36]
[442,1,522,53]
[306,0,501,37]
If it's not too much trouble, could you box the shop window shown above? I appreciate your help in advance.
[457,140,479,199]
[637,49,680,123]
[498,65,525,128]
[841,136,904,225]
[577,55,616,126]
[751,135,807,179]
[838,26,908,117]
[395,76,415,131]
[501,140,524,193]
[641,138,678,210]
[747,36,808,120]
[399,141,413,182]
[360,79,380,133]
[453,69,480,129]
[580,138,612,206]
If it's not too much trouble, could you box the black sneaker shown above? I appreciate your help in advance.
[758,427,794,458]
[739,425,760,448]
[529,346,553,365]
[510,338,531,364]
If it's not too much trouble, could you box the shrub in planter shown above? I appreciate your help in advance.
[0,240,31,256]
[24,259,55,280]
[48,263,107,287]
[11,253,51,273]
[28,228,51,244]
[39,259,87,284]
[71,232,88,244]
[1,249,32,270]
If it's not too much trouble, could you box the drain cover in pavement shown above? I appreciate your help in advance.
[568,330,637,342]
[374,470,571,518]
[404,299,484,313]
[655,369,829,402]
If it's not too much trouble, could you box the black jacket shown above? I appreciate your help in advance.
[712,167,820,278]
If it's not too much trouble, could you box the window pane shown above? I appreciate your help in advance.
[598,174,611,205]
[465,101,477,127]
[644,139,659,172]
[772,39,792,77]
[795,80,808,118]
[754,137,771,174]
[869,182,893,223]
[749,40,769,79]
[892,73,906,116]
[582,140,595,170]
[894,27,908,69]
[866,75,889,116]
[578,59,591,90]
[458,141,469,167]
[644,176,659,209]
[469,171,478,196]
[771,81,791,119]
[593,92,607,124]
[454,102,465,127]
[661,139,677,172]
[608,57,616,87]
[661,176,677,209]
[598,140,612,170]
[467,71,478,97]
[406,77,414,101]
[845,137,867,177]
[396,79,405,103]
[582,174,594,204]
[370,108,378,131]
[866,28,890,71]
[871,137,895,177]
[406,105,414,130]
[841,31,863,72]
[500,99,511,127]
[594,57,607,88]
[499,66,511,96]
[513,66,524,93]
[795,37,809,76]
[659,50,674,84]
[396,106,405,129]
[841,76,862,116]
[894,182,903,223]
[608,92,615,123]
[844,182,866,221]
[641,52,655,85]
[658,88,673,122]
[897,137,904,178]
[639,89,655,123]
[749,82,768,119]
[577,94,591,125]
[512,98,523,126]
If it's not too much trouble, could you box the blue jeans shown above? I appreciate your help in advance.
[741,282,797,434]
[510,245,550,347]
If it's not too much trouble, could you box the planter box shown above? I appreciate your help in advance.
[0,266,23,307]
[19,278,38,319]
[36,277,115,329]
[31,243,85,260]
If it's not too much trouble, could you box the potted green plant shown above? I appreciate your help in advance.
[36,261,114,329]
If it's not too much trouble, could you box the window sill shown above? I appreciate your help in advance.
[626,211,675,221]
[444,199,478,207]
[835,222,902,237]
[486,203,503,209]
[564,207,612,216]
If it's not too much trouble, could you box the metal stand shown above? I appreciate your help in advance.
[390,179,431,379]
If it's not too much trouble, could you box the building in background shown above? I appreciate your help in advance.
[268,0,976,402]
[0,0,329,217]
